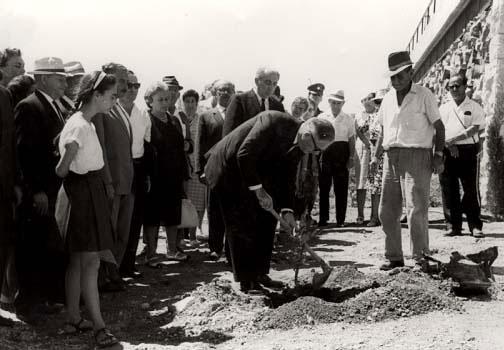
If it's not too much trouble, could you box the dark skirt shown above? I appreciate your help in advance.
[144,189,182,227]
[63,170,114,253]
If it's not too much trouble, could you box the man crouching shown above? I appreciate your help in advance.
[204,111,334,294]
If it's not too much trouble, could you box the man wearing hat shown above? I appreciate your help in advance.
[55,61,85,119]
[370,51,445,271]
[307,83,325,116]
[15,57,68,312]
[92,62,134,291]
[223,67,285,136]
[318,90,355,227]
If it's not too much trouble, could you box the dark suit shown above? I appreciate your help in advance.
[0,87,16,304]
[93,103,134,266]
[15,89,66,306]
[222,89,285,136]
[195,107,226,254]
[205,111,302,282]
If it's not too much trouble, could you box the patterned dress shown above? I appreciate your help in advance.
[186,114,207,213]
[355,112,373,189]
[367,114,383,195]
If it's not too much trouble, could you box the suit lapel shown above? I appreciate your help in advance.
[247,89,261,116]
[34,90,64,129]
[110,104,132,140]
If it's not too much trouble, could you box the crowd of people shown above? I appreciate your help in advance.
[0,47,487,347]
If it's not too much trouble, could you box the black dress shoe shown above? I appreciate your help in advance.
[120,269,143,279]
[257,275,284,289]
[379,260,405,271]
[209,252,221,261]
[444,229,462,237]
[318,221,328,227]
[239,281,264,295]
[400,214,407,223]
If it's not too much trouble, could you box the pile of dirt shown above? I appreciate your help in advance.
[255,271,464,330]
[165,278,267,337]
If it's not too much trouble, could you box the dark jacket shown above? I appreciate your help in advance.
[205,111,302,210]
[15,89,64,199]
[195,107,225,175]
[222,89,285,136]
[92,103,134,195]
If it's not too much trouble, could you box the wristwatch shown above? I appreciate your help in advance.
[434,151,444,157]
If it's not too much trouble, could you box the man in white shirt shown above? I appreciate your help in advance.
[371,51,445,271]
[318,90,355,227]
[439,73,484,238]
[119,70,152,277]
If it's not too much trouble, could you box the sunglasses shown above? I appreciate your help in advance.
[127,82,141,90]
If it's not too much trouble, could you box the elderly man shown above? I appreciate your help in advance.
[307,83,325,116]
[371,51,445,271]
[92,62,134,291]
[0,48,25,87]
[15,57,68,312]
[119,70,151,277]
[222,67,284,136]
[195,80,235,260]
[205,111,334,294]
[318,90,355,227]
[439,73,484,238]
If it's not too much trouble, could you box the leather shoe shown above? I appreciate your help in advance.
[209,252,221,261]
[257,274,284,289]
[318,221,328,227]
[444,229,462,237]
[472,228,484,238]
[239,281,264,295]
[379,260,405,271]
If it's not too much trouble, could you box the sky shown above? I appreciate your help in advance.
[0,0,431,113]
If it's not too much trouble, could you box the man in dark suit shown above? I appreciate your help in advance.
[0,84,20,319]
[92,62,134,291]
[195,80,235,260]
[222,67,284,136]
[15,57,68,312]
[205,112,334,294]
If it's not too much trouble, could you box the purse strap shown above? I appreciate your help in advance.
[452,107,477,144]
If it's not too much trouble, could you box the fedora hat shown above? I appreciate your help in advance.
[64,61,85,76]
[328,90,345,102]
[162,75,183,90]
[387,51,413,77]
[29,57,67,76]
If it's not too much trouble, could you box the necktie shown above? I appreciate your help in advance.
[260,98,266,112]
[52,100,65,123]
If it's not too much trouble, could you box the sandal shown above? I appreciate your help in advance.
[145,258,162,269]
[62,318,93,334]
[94,327,119,348]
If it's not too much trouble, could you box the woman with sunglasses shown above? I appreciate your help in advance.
[55,71,119,348]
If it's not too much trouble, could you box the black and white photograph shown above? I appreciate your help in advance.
[0,0,503,349]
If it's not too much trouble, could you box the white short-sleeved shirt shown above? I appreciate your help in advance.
[59,112,104,174]
[128,104,151,159]
[439,96,485,145]
[319,111,355,142]
[377,84,441,149]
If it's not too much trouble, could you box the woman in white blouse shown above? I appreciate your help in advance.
[55,71,119,348]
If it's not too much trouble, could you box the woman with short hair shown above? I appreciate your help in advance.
[55,71,119,348]
[0,48,25,86]
[143,82,187,263]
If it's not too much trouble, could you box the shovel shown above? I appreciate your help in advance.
[267,208,333,289]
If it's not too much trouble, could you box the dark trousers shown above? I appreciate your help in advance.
[440,144,482,232]
[319,141,349,225]
[16,195,66,307]
[207,188,225,254]
[121,158,147,273]
[218,185,276,282]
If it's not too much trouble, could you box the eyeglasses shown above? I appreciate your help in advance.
[448,84,462,90]
[127,82,141,90]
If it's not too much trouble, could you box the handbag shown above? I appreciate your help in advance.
[178,198,199,228]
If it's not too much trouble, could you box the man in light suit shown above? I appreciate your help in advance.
[92,62,134,291]
[205,112,334,294]
[15,57,68,313]
[222,67,284,136]
[195,80,235,260]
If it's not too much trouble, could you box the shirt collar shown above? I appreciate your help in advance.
[253,87,264,103]
[216,104,226,115]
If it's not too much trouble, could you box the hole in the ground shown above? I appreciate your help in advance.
[265,280,382,308]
